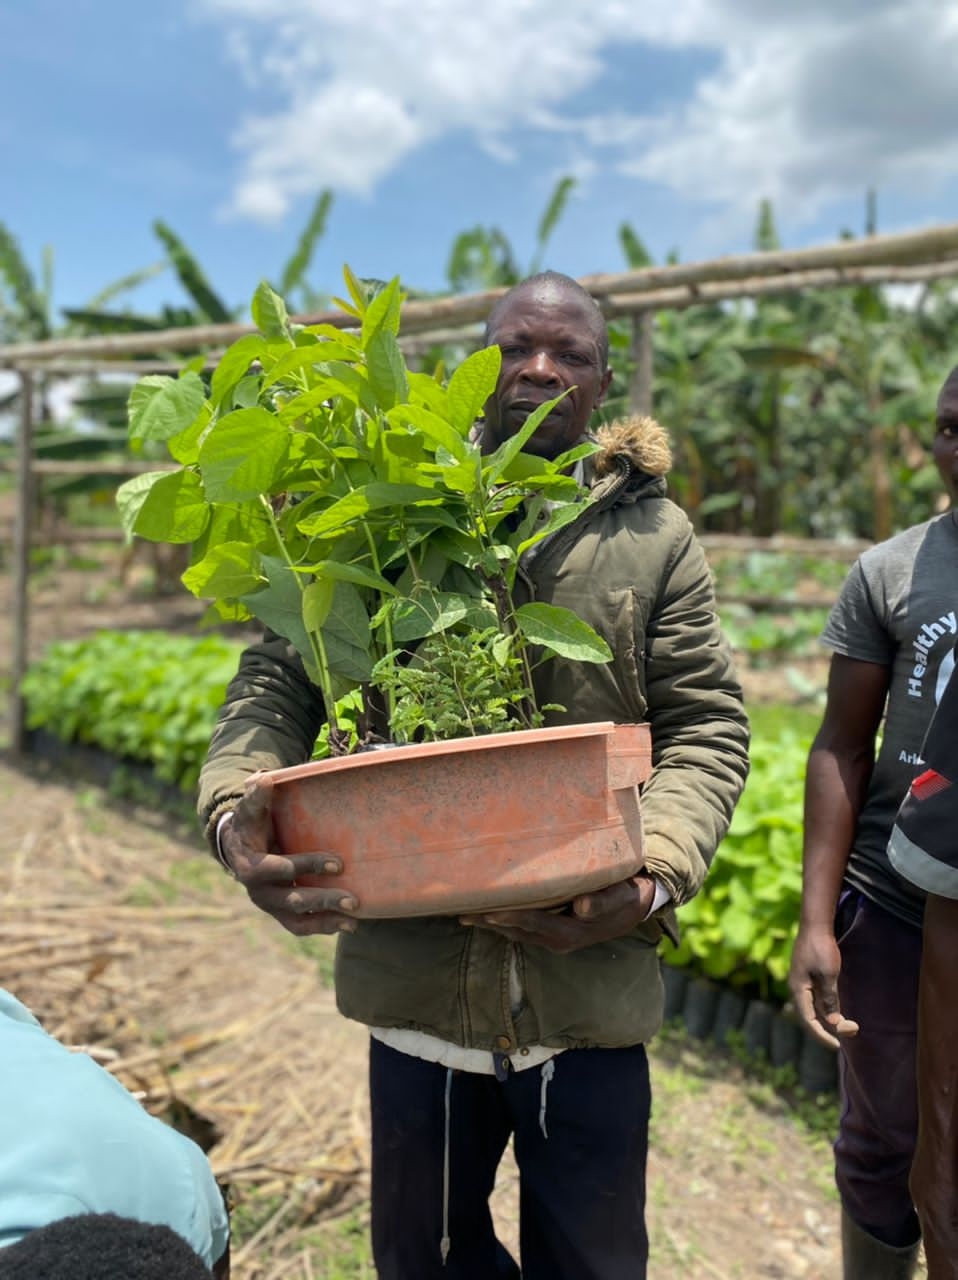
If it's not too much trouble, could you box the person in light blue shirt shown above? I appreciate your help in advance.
[0,989,229,1275]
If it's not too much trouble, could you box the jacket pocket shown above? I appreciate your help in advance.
[607,587,647,724]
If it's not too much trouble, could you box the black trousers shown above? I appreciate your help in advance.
[369,1037,651,1280]
[835,890,923,1248]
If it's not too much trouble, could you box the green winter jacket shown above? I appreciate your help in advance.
[198,416,750,1050]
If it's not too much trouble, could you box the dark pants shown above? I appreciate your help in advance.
[911,893,958,1280]
[835,890,923,1248]
[369,1037,651,1280]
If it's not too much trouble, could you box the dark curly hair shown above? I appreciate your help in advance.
[0,1213,213,1279]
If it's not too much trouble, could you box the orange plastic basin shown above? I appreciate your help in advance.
[265,721,652,918]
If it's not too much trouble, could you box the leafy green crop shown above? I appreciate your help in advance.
[21,631,244,790]
[118,273,612,749]
[668,707,815,1001]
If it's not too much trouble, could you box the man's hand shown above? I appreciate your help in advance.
[219,773,359,937]
[789,923,859,1046]
[459,874,657,953]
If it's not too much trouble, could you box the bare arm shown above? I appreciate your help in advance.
[789,654,890,1043]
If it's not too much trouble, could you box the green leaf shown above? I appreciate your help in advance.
[550,440,600,471]
[306,560,398,596]
[277,378,359,423]
[300,323,361,350]
[529,175,576,275]
[303,579,335,631]
[199,407,290,502]
[619,223,653,269]
[514,501,584,557]
[388,592,472,642]
[116,471,174,538]
[342,264,368,316]
[183,541,265,598]
[82,260,168,311]
[232,375,262,410]
[447,346,501,437]
[331,297,361,324]
[167,402,212,465]
[134,470,210,543]
[310,581,373,682]
[324,581,371,652]
[516,603,612,663]
[482,391,569,483]
[492,632,513,667]
[153,220,231,323]
[190,501,272,564]
[296,483,440,538]
[251,280,292,343]
[0,220,50,336]
[406,370,450,418]
[128,372,206,443]
[386,404,470,465]
[366,328,408,409]
[210,335,267,408]
[361,276,402,344]
[238,555,309,657]
[739,345,829,371]
[280,190,334,296]
[262,341,360,388]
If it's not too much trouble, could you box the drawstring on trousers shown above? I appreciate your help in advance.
[539,1058,556,1139]
[440,1067,453,1265]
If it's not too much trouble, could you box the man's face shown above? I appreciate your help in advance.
[482,284,612,461]
[933,386,958,505]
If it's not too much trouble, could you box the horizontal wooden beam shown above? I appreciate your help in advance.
[604,258,958,316]
[582,221,958,297]
[0,459,178,477]
[3,221,958,365]
[699,534,870,558]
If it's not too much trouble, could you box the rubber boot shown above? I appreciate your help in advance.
[842,1210,920,1279]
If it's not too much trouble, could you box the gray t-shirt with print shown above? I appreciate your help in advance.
[821,512,958,928]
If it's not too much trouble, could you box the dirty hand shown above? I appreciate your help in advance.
[219,772,359,937]
[788,924,859,1046]
[460,873,657,953]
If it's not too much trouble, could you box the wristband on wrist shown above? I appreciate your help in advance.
[214,812,238,878]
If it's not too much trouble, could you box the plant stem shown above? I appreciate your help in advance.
[467,482,539,729]
[260,497,342,745]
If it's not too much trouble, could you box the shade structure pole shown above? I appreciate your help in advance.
[11,369,34,755]
[628,311,655,417]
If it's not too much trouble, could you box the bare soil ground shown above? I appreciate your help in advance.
[1,529,913,1277]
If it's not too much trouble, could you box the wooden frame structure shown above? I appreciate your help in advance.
[5,220,958,751]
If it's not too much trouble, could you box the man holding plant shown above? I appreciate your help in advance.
[789,367,958,1279]
[199,272,749,1279]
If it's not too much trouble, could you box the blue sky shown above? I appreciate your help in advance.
[4,0,958,324]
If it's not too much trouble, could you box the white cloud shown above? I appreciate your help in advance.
[200,0,958,230]
[629,2,958,222]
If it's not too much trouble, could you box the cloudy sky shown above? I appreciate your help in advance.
[4,0,958,319]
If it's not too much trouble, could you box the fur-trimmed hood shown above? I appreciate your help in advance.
[591,415,672,481]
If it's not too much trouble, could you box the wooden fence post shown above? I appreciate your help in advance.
[11,369,34,756]
[628,311,655,417]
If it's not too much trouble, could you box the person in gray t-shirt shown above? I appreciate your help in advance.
[789,365,958,1279]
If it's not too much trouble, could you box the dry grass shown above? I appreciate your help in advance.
[0,757,371,1278]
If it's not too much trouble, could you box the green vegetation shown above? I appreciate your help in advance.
[20,630,244,790]
[117,274,611,747]
[669,704,815,1001]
